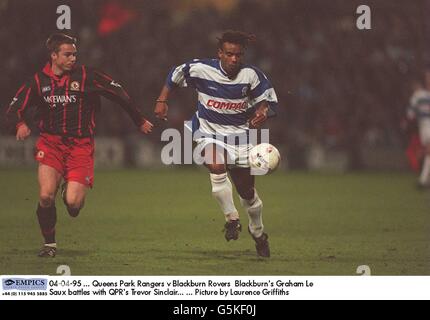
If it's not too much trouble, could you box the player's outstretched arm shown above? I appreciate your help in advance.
[92,68,153,133]
[154,62,190,121]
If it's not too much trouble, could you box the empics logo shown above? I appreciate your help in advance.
[2,278,47,291]
[4,279,15,286]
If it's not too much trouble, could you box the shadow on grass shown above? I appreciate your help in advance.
[144,248,276,262]
[19,248,91,258]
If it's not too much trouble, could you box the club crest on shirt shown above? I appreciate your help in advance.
[70,81,80,91]
[242,85,250,97]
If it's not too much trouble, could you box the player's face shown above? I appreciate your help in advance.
[51,44,77,74]
[218,42,244,76]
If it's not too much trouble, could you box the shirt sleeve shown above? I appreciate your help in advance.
[5,77,37,129]
[166,62,195,89]
[91,68,146,126]
[248,67,278,115]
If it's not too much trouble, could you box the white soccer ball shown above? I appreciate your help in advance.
[248,143,281,174]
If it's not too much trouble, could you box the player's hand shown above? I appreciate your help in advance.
[154,101,168,121]
[250,105,268,128]
[140,119,154,134]
[16,123,31,141]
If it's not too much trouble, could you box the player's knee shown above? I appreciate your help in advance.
[67,207,81,218]
[66,199,84,209]
[237,186,255,200]
[65,197,85,217]
[206,163,226,174]
[240,189,262,209]
[39,193,56,207]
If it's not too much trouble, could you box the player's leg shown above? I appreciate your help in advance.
[37,163,62,257]
[417,123,430,188]
[62,181,88,217]
[418,141,430,187]
[229,167,270,257]
[63,137,94,217]
[202,143,241,240]
[228,168,262,236]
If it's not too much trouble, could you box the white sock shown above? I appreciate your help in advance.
[240,189,264,238]
[419,155,430,185]
[45,243,57,248]
[210,173,239,221]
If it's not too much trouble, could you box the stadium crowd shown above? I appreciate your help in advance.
[1,0,428,169]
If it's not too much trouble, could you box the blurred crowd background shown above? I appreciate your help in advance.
[1,0,429,170]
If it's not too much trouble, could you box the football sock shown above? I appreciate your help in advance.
[36,203,57,244]
[240,189,264,238]
[419,155,430,185]
[210,173,239,221]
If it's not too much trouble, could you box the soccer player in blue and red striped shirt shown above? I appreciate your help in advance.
[5,33,153,257]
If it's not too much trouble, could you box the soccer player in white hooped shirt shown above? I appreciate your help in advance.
[407,72,430,188]
[154,30,278,257]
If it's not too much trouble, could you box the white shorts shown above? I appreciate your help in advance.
[194,137,253,169]
[419,119,430,145]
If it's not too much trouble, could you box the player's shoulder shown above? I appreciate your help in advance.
[188,58,219,70]
[190,58,217,66]
[241,64,268,80]
[78,65,114,80]
[412,89,430,100]
[77,64,96,74]
[77,64,104,74]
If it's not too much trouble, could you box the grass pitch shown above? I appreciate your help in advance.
[0,168,429,275]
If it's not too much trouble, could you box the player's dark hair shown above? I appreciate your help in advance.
[46,33,77,54]
[217,30,256,49]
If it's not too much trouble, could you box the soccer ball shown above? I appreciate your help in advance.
[248,143,281,174]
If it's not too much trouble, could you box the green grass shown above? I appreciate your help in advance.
[0,168,429,275]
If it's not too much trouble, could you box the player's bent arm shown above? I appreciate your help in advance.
[154,62,192,120]
[5,78,37,133]
[250,101,270,128]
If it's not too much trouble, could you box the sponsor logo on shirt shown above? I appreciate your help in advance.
[41,86,51,93]
[207,99,247,110]
[43,95,77,104]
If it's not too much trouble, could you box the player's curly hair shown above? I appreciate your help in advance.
[46,33,77,54]
[217,30,256,49]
